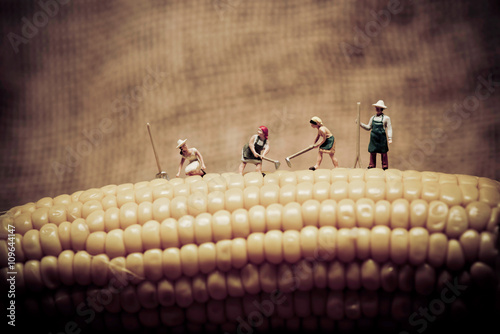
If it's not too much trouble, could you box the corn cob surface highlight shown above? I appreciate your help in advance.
[1,168,499,334]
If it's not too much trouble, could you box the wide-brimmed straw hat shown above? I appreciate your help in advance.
[176,139,187,148]
[372,100,387,109]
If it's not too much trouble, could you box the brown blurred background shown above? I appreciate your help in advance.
[1,0,499,212]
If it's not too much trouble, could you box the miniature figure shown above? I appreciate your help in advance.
[239,126,270,174]
[308,116,338,170]
[176,139,207,177]
[359,100,393,170]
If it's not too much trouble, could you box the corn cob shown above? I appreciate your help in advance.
[1,168,498,334]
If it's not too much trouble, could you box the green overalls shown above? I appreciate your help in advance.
[368,115,388,153]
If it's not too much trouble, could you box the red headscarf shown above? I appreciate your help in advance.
[259,126,269,139]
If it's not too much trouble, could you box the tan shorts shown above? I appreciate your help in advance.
[185,161,200,174]
[319,141,336,154]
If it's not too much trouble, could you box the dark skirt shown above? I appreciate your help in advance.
[241,143,262,164]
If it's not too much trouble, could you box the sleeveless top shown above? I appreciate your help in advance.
[242,136,267,161]
[181,148,199,163]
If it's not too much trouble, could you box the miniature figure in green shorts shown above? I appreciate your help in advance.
[309,116,338,170]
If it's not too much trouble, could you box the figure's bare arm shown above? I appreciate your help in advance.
[195,149,207,170]
[314,128,327,148]
[360,116,373,131]
[249,135,259,157]
[261,140,270,157]
[176,157,185,177]
[385,116,393,144]
[313,133,320,145]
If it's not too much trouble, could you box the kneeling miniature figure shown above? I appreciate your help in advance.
[176,139,207,177]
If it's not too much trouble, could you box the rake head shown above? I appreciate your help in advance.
[155,171,169,180]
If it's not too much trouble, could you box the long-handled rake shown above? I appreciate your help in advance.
[147,123,169,180]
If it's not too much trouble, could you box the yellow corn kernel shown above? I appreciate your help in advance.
[1,169,498,333]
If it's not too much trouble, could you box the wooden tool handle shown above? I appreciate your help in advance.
[147,123,162,173]
[288,145,315,159]
[261,156,276,163]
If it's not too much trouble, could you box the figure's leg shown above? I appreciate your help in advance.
[185,162,200,176]
[316,151,323,168]
[310,151,323,170]
[186,164,204,176]
[381,153,388,170]
[368,153,376,168]
[330,153,339,168]
[239,162,246,175]
[255,163,262,173]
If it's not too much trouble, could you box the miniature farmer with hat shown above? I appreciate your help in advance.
[239,126,270,174]
[309,116,339,170]
[176,139,207,177]
[359,100,393,169]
